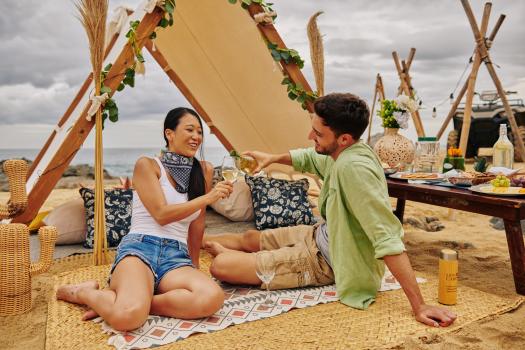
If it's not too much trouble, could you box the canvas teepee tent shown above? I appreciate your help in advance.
[15,0,316,224]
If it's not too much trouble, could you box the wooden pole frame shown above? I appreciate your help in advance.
[15,4,316,223]
[13,8,165,224]
[144,39,234,152]
[459,0,525,161]
[367,73,385,145]
[392,50,425,137]
[435,13,505,141]
[27,33,120,180]
[246,4,315,113]
[397,48,416,95]
[457,2,491,156]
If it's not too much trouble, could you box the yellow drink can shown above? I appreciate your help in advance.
[438,249,458,305]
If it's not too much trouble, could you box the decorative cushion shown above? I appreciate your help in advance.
[43,198,86,245]
[79,188,133,248]
[245,175,316,230]
[28,210,51,232]
[210,177,254,222]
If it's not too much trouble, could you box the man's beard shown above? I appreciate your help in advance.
[315,142,338,156]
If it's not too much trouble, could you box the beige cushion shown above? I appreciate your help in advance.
[43,198,86,245]
[210,178,254,222]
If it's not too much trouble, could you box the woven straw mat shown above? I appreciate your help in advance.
[46,252,523,350]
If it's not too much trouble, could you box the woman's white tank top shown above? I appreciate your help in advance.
[129,157,201,243]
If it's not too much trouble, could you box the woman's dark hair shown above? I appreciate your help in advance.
[164,107,206,200]
[313,93,370,140]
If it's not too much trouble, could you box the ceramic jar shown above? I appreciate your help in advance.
[373,128,415,168]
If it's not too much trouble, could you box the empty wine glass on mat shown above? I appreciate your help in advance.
[221,156,240,183]
[256,251,276,305]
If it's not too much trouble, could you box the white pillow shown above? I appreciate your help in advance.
[210,178,254,222]
[43,198,87,245]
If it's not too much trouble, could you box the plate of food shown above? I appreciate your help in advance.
[470,184,525,196]
[390,172,445,182]
[447,171,496,187]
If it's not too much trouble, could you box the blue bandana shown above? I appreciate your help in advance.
[160,152,194,193]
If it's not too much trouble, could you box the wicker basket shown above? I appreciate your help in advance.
[0,160,28,218]
[0,160,57,316]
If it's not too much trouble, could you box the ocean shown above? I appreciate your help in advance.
[0,147,230,177]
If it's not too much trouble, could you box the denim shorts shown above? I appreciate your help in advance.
[110,233,194,291]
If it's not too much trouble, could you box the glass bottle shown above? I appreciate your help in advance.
[492,124,514,169]
[414,137,440,173]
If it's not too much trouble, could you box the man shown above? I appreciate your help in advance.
[204,93,456,327]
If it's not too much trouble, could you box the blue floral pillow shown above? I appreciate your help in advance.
[245,175,316,230]
[80,188,133,248]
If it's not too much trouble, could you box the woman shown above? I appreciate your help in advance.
[57,107,233,331]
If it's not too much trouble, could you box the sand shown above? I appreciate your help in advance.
[1,187,525,349]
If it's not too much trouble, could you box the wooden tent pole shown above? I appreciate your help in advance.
[13,8,164,224]
[378,74,385,101]
[367,74,380,144]
[27,33,120,179]
[397,48,416,95]
[246,4,315,112]
[392,51,425,137]
[144,40,234,152]
[458,2,491,156]
[436,13,505,141]
[461,0,525,161]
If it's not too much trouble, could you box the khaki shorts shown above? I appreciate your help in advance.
[256,225,334,290]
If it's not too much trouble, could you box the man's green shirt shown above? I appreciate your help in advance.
[290,142,405,309]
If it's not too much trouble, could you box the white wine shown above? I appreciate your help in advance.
[492,124,514,168]
[239,156,258,175]
[221,168,239,182]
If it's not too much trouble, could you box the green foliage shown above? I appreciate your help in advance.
[378,99,401,129]
[267,42,304,68]
[126,20,145,64]
[474,156,489,172]
[98,2,178,127]
[229,149,240,157]
[281,76,318,110]
[228,0,276,19]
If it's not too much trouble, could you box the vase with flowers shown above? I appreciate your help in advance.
[373,94,418,168]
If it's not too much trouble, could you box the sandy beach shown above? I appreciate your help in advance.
[0,185,524,349]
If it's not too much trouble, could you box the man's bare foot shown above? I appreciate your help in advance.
[82,308,99,321]
[201,234,210,248]
[203,241,230,257]
[56,280,99,304]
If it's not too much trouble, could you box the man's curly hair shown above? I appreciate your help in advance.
[313,93,370,140]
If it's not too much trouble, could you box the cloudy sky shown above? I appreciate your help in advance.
[1,0,524,150]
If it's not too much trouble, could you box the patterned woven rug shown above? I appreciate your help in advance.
[46,252,523,350]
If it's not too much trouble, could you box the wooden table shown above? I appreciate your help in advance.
[387,178,525,295]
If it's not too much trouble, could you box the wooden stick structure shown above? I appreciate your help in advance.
[397,48,416,95]
[435,12,505,141]
[392,50,425,137]
[14,4,317,224]
[438,0,524,161]
[367,73,385,145]
[13,8,165,224]
[457,2,492,157]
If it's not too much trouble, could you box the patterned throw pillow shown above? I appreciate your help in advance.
[80,188,133,248]
[245,175,316,230]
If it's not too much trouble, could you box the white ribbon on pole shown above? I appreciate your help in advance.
[254,11,277,24]
[105,6,133,45]
[86,93,109,122]
[144,0,165,14]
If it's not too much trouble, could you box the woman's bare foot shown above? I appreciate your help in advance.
[56,280,99,304]
[203,241,230,257]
